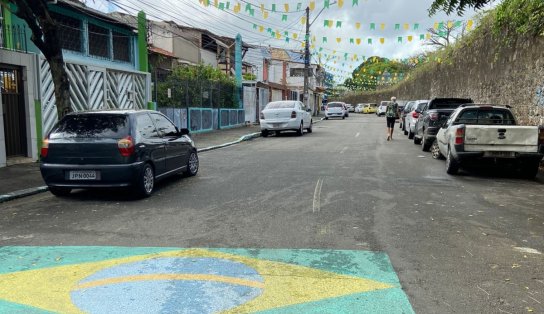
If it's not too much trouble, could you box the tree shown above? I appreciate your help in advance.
[429,0,493,16]
[3,0,71,119]
[425,20,465,48]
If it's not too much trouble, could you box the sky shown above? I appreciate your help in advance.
[87,0,498,82]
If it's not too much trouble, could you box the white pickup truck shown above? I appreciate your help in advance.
[434,105,544,177]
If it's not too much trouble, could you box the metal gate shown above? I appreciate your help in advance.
[0,65,27,157]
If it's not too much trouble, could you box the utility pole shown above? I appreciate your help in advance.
[303,6,310,110]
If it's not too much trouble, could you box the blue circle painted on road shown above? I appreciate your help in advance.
[70,257,263,314]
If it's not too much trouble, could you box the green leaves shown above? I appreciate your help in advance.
[428,0,492,16]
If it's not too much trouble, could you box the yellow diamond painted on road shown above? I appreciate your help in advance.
[0,247,411,313]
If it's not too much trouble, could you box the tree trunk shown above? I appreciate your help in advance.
[45,53,71,119]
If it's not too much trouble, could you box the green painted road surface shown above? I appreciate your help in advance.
[0,246,414,313]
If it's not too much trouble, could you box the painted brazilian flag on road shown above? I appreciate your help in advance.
[0,246,414,313]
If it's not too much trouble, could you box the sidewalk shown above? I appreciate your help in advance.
[0,124,261,202]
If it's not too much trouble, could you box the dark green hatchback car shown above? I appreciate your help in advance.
[40,110,198,197]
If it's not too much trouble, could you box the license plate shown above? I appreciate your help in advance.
[484,151,515,158]
[69,170,98,180]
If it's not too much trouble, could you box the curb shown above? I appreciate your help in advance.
[0,186,49,203]
[0,132,263,203]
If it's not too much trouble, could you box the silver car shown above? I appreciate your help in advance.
[405,100,428,139]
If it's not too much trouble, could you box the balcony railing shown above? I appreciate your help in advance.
[0,25,28,53]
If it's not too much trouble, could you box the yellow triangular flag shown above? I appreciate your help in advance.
[293,33,298,39]
[447,21,453,28]
[356,38,361,45]
[467,20,474,30]
[407,35,413,42]
[259,25,264,32]
[338,0,344,8]
[260,3,264,12]
[309,1,315,10]
[434,22,439,30]
[284,3,289,12]
[380,23,385,30]
[336,37,341,43]
[301,16,306,24]
[404,23,409,30]
[380,37,384,44]
[426,33,431,39]
[355,22,361,29]
[234,3,241,13]
[263,11,269,18]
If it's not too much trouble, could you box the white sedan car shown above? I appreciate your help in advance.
[260,101,313,137]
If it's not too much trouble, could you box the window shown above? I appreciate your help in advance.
[151,113,177,136]
[136,114,159,139]
[265,102,296,109]
[50,114,129,139]
[456,109,516,125]
[88,24,110,58]
[113,31,131,62]
[51,13,82,52]
[290,68,305,77]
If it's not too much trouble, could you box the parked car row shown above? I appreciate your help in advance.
[399,98,544,178]
[354,103,378,114]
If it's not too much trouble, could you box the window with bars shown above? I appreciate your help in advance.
[88,23,110,58]
[112,31,130,62]
[51,13,82,52]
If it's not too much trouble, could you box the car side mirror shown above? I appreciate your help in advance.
[179,128,190,136]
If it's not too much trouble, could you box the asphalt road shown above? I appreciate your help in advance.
[1,114,543,313]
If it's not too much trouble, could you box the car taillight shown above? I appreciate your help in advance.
[539,127,544,145]
[260,112,265,120]
[429,112,439,121]
[118,136,135,157]
[412,112,419,119]
[455,127,465,145]
[291,111,297,118]
[41,138,49,158]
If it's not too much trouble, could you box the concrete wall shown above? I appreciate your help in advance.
[0,50,39,167]
[341,24,544,126]
[200,49,217,67]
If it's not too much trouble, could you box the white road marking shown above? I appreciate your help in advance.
[339,146,348,154]
[513,247,542,255]
[355,132,360,137]
[312,178,324,213]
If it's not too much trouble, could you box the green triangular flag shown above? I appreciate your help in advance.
[218,2,225,10]
[267,27,272,33]
[282,14,287,21]
[349,38,354,44]
[271,31,276,37]
[297,2,302,10]
[253,23,257,29]
[395,24,400,30]
[368,38,372,44]
[245,3,251,11]
[226,1,230,9]
[249,8,255,16]
[286,37,290,42]
[319,47,323,51]
[324,19,329,27]
[284,31,288,35]
[305,34,310,40]
[414,23,419,30]
[420,34,425,40]
[454,21,462,27]
[438,22,444,29]
[271,3,276,12]
[370,23,375,30]
[323,37,327,43]
[336,21,342,28]
[352,0,358,6]
[397,36,402,43]
[325,0,330,8]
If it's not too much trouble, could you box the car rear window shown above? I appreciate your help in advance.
[50,114,130,139]
[455,108,516,125]
[266,102,295,109]
[430,99,471,109]
[328,103,343,108]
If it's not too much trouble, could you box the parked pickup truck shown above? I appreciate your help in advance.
[414,97,473,151]
[434,105,544,177]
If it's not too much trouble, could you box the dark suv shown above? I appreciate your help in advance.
[40,110,198,197]
[414,98,473,151]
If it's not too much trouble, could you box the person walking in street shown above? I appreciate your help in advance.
[386,96,399,141]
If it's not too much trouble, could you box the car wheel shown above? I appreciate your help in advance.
[324,117,329,120]
[261,130,269,137]
[404,129,408,136]
[136,163,154,197]
[185,150,199,177]
[296,122,304,136]
[431,140,444,159]
[342,116,345,120]
[408,129,414,139]
[421,133,431,151]
[446,147,460,175]
[307,120,313,133]
[49,187,71,197]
